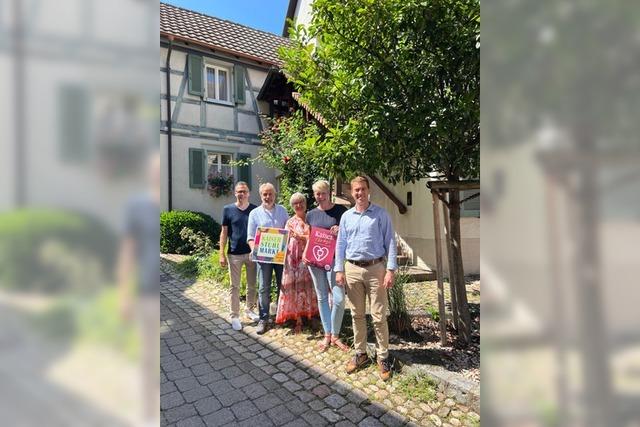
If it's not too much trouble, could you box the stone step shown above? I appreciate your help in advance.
[398,265,436,282]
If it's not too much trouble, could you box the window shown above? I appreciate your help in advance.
[461,190,480,217]
[207,152,233,177]
[205,65,231,102]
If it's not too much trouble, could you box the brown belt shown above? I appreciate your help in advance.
[347,257,384,267]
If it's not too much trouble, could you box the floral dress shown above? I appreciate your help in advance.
[276,215,319,324]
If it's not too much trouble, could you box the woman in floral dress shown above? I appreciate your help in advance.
[275,192,319,333]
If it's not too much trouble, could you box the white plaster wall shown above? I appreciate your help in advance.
[238,112,260,134]
[205,104,235,131]
[162,135,277,221]
[247,68,267,90]
[294,0,314,28]
[369,178,480,275]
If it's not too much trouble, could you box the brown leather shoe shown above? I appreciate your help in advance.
[346,353,369,374]
[378,357,393,381]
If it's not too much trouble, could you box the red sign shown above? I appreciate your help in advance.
[303,226,337,271]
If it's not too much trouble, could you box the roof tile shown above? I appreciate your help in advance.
[160,2,291,65]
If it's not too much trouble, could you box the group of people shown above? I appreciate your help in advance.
[219,176,397,380]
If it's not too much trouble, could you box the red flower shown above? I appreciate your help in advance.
[283,156,291,163]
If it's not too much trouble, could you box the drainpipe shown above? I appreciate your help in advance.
[165,36,174,211]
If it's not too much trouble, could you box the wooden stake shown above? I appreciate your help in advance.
[432,191,448,345]
[442,194,460,332]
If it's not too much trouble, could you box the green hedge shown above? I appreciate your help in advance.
[160,210,220,254]
[0,209,117,292]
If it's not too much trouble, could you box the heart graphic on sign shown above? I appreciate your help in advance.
[312,245,329,262]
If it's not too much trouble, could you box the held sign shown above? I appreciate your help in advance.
[252,227,289,265]
[303,226,337,271]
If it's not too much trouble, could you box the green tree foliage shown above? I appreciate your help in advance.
[258,111,327,211]
[279,0,479,183]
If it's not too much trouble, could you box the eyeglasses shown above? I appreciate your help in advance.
[236,190,248,194]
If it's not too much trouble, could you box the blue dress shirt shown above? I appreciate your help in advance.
[247,204,290,242]
[334,203,397,272]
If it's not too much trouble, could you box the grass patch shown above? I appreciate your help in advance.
[394,371,438,403]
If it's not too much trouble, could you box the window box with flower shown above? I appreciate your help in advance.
[207,172,234,198]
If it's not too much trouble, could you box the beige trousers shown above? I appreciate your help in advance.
[344,261,389,360]
[228,253,257,318]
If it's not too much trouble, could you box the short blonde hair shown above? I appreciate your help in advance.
[350,176,369,189]
[289,192,307,207]
[259,182,276,194]
[312,179,330,193]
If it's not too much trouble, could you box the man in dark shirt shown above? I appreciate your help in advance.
[220,181,258,330]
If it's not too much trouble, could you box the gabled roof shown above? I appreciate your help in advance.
[160,2,291,66]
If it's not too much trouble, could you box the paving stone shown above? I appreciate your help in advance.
[230,400,260,421]
[194,396,222,416]
[308,399,327,411]
[242,382,268,399]
[254,393,283,412]
[277,361,296,373]
[204,351,224,362]
[339,403,367,424]
[161,381,178,395]
[312,384,332,399]
[210,358,235,370]
[284,399,309,416]
[249,368,270,382]
[203,408,236,427]
[183,385,213,403]
[380,411,405,427]
[363,402,387,418]
[217,388,247,407]
[282,419,310,427]
[171,343,193,354]
[175,377,200,392]
[229,373,254,388]
[297,390,315,403]
[161,391,185,410]
[177,416,205,427]
[289,369,310,383]
[335,421,357,427]
[272,373,289,383]
[283,381,302,392]
[319,408,342,423]
[197,371,224,386]
[325,393,348,409]
[358,417,385,427]
[163,360,186,373]
[208,379,235,396]
[346,389,369,406]
[237,413,275,427]
[167,368,192,381]
[164,404,197,423]
[300,378,320,390]
[222,366,244,380]
[437,406,451,418]
[301,412,329,427]
[266,404,296,426]
[190,363,213,377]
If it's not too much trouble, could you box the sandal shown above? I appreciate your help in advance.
[331,336,350,352]
[317,334,331,352]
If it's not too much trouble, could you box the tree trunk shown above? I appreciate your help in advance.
[449,189,471,344]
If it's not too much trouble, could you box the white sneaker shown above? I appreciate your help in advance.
[231,317,242,331]
[245,309,260,322]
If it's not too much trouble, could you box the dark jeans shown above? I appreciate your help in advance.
[257,262,283,321]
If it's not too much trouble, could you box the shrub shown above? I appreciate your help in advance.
[0,209,117,292]
[160,210,220,254]
[387,270,413,336]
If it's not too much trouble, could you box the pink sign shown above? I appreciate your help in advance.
[303,226,337,271]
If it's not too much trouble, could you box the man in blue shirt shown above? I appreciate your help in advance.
[247,182,289,334]
[220,181,258,331]
[335,176,397,381]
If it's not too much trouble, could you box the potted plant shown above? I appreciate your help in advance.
[207,172,234,198]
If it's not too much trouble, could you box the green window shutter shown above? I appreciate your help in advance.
[234,64,246,104]
[189,148,205,188]
[236,153,252,189]
[187,54,204,96]
[58,85,89,162]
